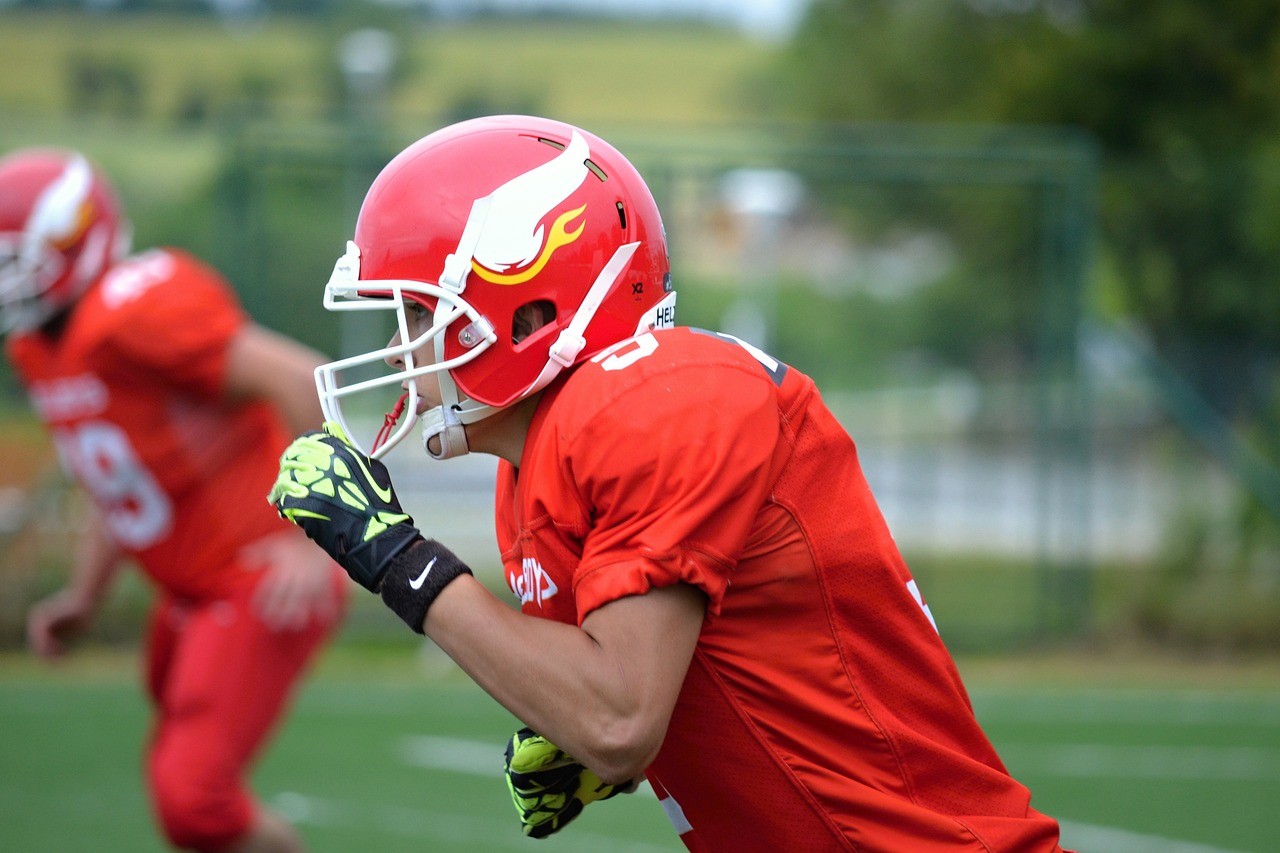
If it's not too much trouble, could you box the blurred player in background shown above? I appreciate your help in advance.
[0,148,348,853]
[271,115,1069,851]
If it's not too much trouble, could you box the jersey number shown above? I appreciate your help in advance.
[595,332,659,371]
[596,330,788,386]
[53,421,174,550]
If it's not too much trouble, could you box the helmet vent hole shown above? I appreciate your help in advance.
[616,202,627,230]
[535,137,606,181]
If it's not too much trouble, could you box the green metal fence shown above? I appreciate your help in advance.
[197,120,1101,648]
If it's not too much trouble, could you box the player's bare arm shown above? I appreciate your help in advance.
[425,575,706,783]
[226,322,342,630]
[224,322,328,435]
[27,509,124,658]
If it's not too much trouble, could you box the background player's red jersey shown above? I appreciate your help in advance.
[495,326,1064,852]
[6,248,297,600]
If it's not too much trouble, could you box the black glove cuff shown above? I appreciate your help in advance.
[344,523,422,592]
[378,538,473,634]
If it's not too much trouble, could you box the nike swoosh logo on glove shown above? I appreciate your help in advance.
[409,556,438,590]
[347,450,395,503]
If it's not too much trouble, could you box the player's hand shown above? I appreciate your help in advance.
[240,530,346,631]
[268,420,422,592]
[26,589,95,659]
[504,727,637,839]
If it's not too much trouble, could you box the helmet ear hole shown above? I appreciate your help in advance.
[512,299,556,345]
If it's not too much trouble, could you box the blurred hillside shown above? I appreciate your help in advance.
[0,10,777,129]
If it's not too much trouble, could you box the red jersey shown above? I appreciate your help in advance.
[496,327,1063,852]
[6,249,297,600]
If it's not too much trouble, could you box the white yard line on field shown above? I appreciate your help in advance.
[270,789,675,852]
[996,743,1280,780]
[397,734,504,776]
[398,734,658,794]
[1058,820,1252,853]
[969,687,1280,727]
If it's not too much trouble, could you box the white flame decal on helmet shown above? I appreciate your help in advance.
[26,155,92,250]
[470,130,590,280]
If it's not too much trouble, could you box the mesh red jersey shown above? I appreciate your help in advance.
[496,326,1063,852]
[6,249,297,600]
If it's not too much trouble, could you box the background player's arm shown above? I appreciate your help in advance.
[226,323,341,627]
[224,322,327,435]
[425,577,706,785]
[27,509,125,658]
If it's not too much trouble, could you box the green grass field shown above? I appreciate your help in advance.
[1,642,1276,853]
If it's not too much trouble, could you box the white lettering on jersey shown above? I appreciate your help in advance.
[592,331,658,371]
[907,579,939,633]
[507,557,559,608]
[101,250,175,309]
[29,374,109,421]
[53,420,173,549]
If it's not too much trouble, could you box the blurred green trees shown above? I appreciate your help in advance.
[779,0,1280,395]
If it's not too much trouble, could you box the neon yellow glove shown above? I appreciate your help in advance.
[269,420,421,592]
[504,727,637,839]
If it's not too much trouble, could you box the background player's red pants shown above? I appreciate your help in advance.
[142,565,348,851]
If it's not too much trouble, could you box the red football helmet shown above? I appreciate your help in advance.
[0,148,132,334]
[317,115,675,459]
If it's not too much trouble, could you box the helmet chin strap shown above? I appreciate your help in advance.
[419,381,503,459]
[518,240,640,399]
[420,240,642,459]
[420,303,502,460]
[420,401,469,460]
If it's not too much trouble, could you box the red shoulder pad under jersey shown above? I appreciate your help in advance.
[547,327,801,621]
[81,249,246,397]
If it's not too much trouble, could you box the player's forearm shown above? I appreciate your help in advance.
[68,511,125,605]
[225,324,328,436]
[424,576,665,783]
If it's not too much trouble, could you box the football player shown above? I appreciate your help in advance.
[272,115,1070,851]
[1,148,349,852]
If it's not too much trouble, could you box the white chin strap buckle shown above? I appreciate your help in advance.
[421,405,470,460]
[548,332,585,368]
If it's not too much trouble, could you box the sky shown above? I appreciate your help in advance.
[421,0,813,41]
